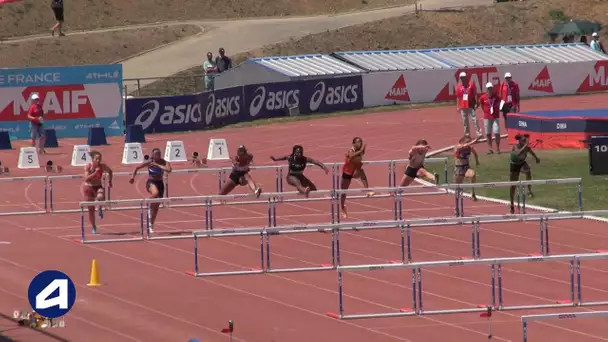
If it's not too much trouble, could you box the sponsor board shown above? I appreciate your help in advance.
[0,65,123,139]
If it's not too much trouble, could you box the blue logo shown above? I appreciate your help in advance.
[27,270,77,319]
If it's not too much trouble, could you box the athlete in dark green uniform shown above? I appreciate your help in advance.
[509,134,540,214]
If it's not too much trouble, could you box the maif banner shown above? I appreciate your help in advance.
[0,64,124,139]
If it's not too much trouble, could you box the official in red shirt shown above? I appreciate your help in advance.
[499,72,520,129]
[478,82,502,154]
[455,71,482,138]
[27,93,46,154]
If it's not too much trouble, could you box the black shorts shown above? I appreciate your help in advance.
[288,173,316,190]
[229,170,248,185]
[52,7,64,22]
[405,166,423,179]
[454,164,469,177]
[342,173,353,180]
[510,162,530,174]
[146,179,165,197]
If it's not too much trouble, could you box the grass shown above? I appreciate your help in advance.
[141,0,608,96]
[0,25,201,68]
[437,149,608,212]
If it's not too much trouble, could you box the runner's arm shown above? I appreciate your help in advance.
[307,157,329,173]
[270,155,289,161]
[471,147,480,165]
[528,148,540,163]
[130,161,152,179]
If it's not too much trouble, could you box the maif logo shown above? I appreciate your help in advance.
[528,66,553,93]
[27,270,77,319]
[385,75,410,102]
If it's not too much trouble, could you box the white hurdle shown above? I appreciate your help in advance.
[328,252,608,320]
[0,176,48,216]
[522,311,608,342]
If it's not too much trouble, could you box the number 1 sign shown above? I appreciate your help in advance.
[207,138,230,160]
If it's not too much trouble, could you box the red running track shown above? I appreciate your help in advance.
[1,94,608,341]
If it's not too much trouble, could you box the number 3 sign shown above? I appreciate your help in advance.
[27,270,77,319]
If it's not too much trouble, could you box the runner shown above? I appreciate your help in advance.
[129,148,172,233]
[219,145,262,197]
[453,136,480,201]
[399,139,440,187]
[81,151,113,234]
[340,137,374,218]
[509,134,540,214]
[270,145,329,196]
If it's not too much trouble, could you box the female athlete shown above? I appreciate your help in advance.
[509,134,540,214]
[453,136,480,201]
[129,148,172,233]
[219,145,262,197]
[400,140,439,187]
[340,137,374,218]
[82,151,113,234]
[270,145,329,196]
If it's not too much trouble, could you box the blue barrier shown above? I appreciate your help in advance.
[44,129,58,148]
[88,127,107,146]
[125,124,145,143]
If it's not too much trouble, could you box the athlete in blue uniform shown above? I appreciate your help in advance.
[129,148,172,233]
[270,145,329,196]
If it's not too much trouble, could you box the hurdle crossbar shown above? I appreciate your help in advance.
[522,310,608,342]
[328,252,608,320]
[0,175,48,216]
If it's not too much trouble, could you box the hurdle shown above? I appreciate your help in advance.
[327,252,608,320]
[522,310,608,342]
[0,176,48,216]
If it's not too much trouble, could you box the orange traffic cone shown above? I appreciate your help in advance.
[87,259,102,286]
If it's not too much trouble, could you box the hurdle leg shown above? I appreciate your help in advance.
[569,259,575,304]
[338,269,345,317]
[279,167,284,192]
[331,229,336,267]
[193,234,199,275]
[417,268,423,313]
[459,189,465,217]
[406,223,412,262]
[497,264,503,309]
[411,269,418,314]
[267,199,273,228]
[539,217,544,256]
[399,225,405,264]
[387,160,393,187]
[476,220,481,258]
[491,264,496,308]
[522,319,528,342]
[274,168,280,192]
[217,170,224,192]
[265,232,272,271]
[49,179,55,212]
[443,159,448,184]
[576,258,582,305]
[521,186,527,214]
[209,201,214,230]
[470,221,476,259]
[544,218,550,255]
[44,178,48,212]
[577,182,583,211]
[80,206,86,243]
[335,228,342,266]
[205,200,210,230]
[140,201,145,239]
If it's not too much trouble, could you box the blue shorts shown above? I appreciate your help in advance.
[30,123,44,139]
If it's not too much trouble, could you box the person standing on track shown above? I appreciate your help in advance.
[340,137,374,218]
[219,145,262,198]
[82,151,113,234]
[453,136,480,201]
[27,93,46,154]
[499,72,521,129]
[129,148,172,234]
[478,82,502,154]
[456,72,482,138]
[399,139,440,187]
[270,145,329,197]
[509,134,540,214]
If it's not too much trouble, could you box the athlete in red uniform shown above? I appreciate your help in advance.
[340,137,374,218]
[399,140,439,187]
[219,145,262,197]
[81,151,113,234]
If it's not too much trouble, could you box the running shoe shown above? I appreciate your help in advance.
[255,188,262,198]
[91,226,97,234]
[98,206,104,219]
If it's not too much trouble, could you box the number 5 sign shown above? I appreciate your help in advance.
[27,270,77,319]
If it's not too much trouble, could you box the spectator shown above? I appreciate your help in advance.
[580,36,588,45]
[455,72,482,138]
[203,52,218,91]
[499,72,520,130]
[590,32,605,53]
[27,93,46,154]
[479,82,502,154]
[50,0,65,37]
[215,48,233,73]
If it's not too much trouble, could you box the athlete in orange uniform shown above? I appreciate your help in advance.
[81,151,113,234]
[340,137,374,218]
[399,140,439,187]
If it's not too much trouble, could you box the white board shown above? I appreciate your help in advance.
[71,145,92,166]
[164,141,187,162]
[18,147,39,169]
[207,138,230,160]
[122,143,144,165]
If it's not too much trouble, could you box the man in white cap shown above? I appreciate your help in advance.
[26,93,46,154]
[499,72,520,129]
[478,82,502,154]
[590,32,605,53]
[455,71,482,138]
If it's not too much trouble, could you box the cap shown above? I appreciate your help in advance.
[30,93,39,100]
[459,72,467,77]
[486,82,494,89]
[504,72,512,78]
[593,32,599,37]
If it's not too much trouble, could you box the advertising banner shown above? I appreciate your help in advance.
[0,65,123,139]
[361,61,603,108]
[127,76,364,134]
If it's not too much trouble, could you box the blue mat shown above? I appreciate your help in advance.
[523,109,608,119]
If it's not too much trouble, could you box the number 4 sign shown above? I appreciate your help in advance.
[27,270,77,319]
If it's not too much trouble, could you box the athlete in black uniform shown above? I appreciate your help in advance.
[271,145,329,196]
